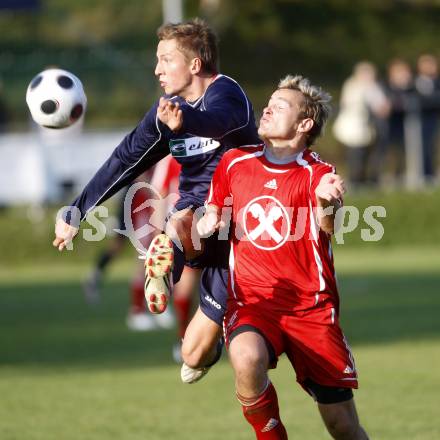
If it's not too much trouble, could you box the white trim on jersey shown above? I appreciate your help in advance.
[188,94,204,108]
[308,197,320,242]
[226,149,264,173]
[314,293,320,305]
[310,205,326,291]
[206,180,215,205]
[212,74,251,140]
[296,151,326,292]
[343,334,357,376]
[173,75,251,140]
[194,74,221,110]
[296,150,312,179]
[262,165,290,174]
[229,241,238,299]
[310,153,340,290]
[207,145,261,204]
[311,151,336,173]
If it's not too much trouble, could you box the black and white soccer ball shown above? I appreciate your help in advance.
[26,68,87,129]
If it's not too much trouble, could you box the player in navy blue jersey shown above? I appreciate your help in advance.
[53,18,260,383]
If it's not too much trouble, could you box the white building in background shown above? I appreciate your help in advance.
[0,128,126,206]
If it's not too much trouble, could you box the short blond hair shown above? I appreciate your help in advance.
[278,75,332,146]
[157,18,218,74]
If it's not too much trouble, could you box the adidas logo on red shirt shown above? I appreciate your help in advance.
[264,179,278,190]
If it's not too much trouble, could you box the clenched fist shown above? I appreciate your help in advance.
[315,173,346,204]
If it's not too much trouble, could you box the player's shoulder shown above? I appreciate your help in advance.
[211,74,241,88]
[302,149,335,173]
[221,144,264,166]
[207,74,247,97]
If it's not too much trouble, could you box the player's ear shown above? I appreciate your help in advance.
[190,57,202,74]
[298,118,314,134]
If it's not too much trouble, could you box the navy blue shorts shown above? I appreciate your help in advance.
[170,199,229,326]
[198,266,228,326]
[173,198,229,269]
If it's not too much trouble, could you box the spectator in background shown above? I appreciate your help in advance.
[415,54,440,181]
[333,61,390,186]
[333,62,390,187]
[384,59,416,182]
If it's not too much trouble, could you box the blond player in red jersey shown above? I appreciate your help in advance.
[197,75,369,439]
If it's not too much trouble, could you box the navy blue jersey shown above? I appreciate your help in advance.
[72,75,260,220]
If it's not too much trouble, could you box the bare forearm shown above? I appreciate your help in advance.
[197,204,222,237]
[205,204,221,217]
[316,198,340,234]
[314,172,346,234]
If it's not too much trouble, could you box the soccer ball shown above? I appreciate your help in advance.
[26,68,87,129]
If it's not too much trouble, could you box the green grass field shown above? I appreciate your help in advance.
[1,245,440,440]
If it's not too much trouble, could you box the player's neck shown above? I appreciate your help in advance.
[264,139,306,159]
[182,73,218,102]
[264,147,303,164]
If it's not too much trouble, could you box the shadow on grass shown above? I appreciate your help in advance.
[0,280,177,370]
[1,273,439,369]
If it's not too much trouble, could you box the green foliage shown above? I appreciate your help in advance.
[0,0,163,127]
[0,204,135,266]
[211,0,440,84]
[0,188,439,266]
[337,188,440,247]
[1,0,440,127]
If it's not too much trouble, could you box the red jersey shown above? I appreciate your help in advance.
[208,144,340,313]
[150,155,181,197]
[131,156,181,246]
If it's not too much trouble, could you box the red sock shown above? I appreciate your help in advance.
[238,382,288,439]
[173,296,192,339]
[130,278,145,313]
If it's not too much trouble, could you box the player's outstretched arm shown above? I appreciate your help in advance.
[58,102,169,237]
[196,205,225,238]
[53,218,79,251]
[315,173,345,234]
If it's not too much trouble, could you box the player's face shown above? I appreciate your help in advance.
[258,89,305,141]
[155,39,194,98]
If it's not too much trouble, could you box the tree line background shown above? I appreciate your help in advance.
[1,0,439,128]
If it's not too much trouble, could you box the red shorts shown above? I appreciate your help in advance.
[224,300,358,390]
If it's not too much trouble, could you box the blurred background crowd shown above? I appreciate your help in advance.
[334,55,440,189]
